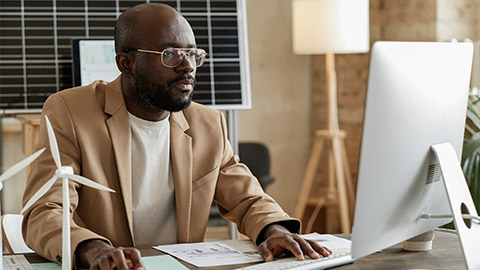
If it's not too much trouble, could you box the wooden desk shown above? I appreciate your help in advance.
[23,230,465,269]
[339,229,464,270]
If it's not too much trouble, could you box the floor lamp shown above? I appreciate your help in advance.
[292,0,369,233]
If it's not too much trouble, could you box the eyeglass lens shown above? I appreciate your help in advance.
[162,48,206,67]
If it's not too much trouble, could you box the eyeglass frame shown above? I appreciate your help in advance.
[124,47,207,68]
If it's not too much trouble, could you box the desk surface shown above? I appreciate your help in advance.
[24,229,465,269]
[339,229,464,270]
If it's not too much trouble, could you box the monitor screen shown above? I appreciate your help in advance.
[72,39,120,86]
[352,41,473,259]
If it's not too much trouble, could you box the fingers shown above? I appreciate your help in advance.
[99,254,114,269]
[257,243,275,262]
[111,249,129,269]
[283,235,305,261]
[124,248,145,269]
[295,236,319,259]
[90,247,144,270]
[307,239,332,257]
[258,234,305,261]
[259,233,333,262]
[284,236,332,260]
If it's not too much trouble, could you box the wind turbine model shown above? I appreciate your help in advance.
[21,115,115,270]
[0,147,46,270]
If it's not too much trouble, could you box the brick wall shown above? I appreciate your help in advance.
[437,0,480,42]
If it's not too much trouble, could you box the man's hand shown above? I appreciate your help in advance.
[257,224,332,262]
[75,239,145,270]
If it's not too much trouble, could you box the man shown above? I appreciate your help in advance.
[22,3,331,269]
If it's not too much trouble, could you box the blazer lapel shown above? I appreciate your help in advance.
[170,111,193,243]
[104,77,134,243]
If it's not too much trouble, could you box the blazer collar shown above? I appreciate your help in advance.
[105,76,125,116]
[104,76,135,244]
[170,111,193,242]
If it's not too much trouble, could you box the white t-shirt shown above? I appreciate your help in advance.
[128,112,178,246]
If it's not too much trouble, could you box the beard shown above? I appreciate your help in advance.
[133,69,194,112]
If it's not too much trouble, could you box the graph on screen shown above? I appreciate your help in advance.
[78,40,120,86]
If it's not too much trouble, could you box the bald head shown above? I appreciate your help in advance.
[114,3,195,53]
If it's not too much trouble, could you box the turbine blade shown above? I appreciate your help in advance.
[44,115,62,169]
[20,175,58,214]
[66,174,115,193]
[0,148,46,183]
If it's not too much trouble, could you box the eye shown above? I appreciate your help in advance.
[162,49,176,59]
[195,49,206,57]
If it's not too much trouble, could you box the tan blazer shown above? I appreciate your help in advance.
[22,76,299,265]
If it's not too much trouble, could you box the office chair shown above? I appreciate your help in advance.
[209,142,275,225]
[238,142,275,190]
[1,214,34,254]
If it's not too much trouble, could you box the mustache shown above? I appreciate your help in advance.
[168,75,196,87]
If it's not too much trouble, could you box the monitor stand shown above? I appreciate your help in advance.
[428,142,480,269]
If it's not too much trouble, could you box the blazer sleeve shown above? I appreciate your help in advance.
[212,111,301,244]
[22,94,111,266]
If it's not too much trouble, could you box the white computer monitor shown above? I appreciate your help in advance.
[72,39,120,86]
[352,41,474,259]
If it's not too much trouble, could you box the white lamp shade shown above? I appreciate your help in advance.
[293,0,370,54]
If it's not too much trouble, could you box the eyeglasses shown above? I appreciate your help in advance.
[124,47,207,68]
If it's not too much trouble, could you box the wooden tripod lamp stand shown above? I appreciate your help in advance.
[292,0,370,233]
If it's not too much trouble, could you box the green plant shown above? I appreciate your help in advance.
[462,92,480,210]
[443,90,480,229]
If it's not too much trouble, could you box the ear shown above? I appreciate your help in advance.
[116,52,134,76]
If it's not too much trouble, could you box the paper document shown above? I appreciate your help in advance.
[154,240,262,267]
[4,255,34,270]
[154,233,351,267]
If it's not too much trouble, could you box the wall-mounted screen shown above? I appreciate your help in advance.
[72,39,120,87]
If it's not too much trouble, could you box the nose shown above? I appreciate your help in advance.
[175,53,195,74]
